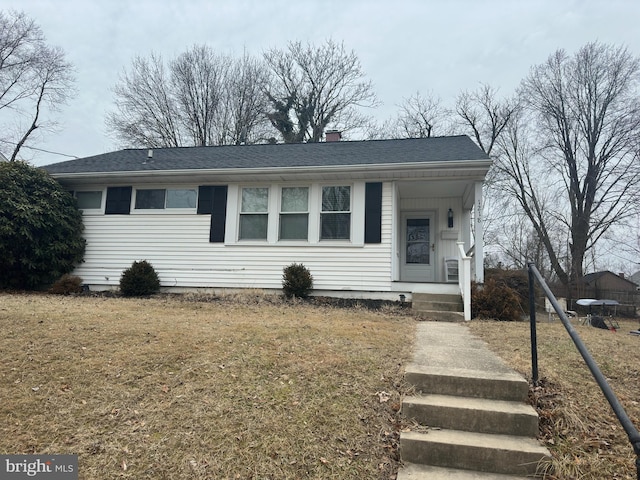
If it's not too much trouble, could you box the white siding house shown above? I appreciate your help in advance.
[44,136,492,308]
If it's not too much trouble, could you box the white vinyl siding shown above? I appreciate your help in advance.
[70,182,393,292]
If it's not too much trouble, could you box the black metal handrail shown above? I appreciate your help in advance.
[527,263,640,479]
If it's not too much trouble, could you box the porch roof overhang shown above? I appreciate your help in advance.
[50,159,493,188]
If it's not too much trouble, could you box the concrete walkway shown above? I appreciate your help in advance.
[398,321,550,479]
[410,321,526,380]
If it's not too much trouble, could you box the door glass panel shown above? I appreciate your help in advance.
[406,218,430,264]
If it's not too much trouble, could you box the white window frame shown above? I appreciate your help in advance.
[278,185,310,242]
[319,184,352,242]
[226,182,365,246]
[74,189,105,214]
[132,187,198,213]
[238,186,270,241]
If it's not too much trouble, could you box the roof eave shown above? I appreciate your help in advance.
[50,159,493,186]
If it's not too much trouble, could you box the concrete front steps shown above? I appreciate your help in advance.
[398,323,551,479]
[412,293,464,321]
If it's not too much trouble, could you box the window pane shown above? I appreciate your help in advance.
[321,212,350,239]
[135,189,165,209]
[239,214,268,240]
[406,218,430,264]
[76,191,102,209]
[166,189,197,208]
[281,187,308,212]
[280,214,308,240]
[322,186,350,212]
[242,188,268,213]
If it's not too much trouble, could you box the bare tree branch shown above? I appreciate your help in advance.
[495,42,640,287]
[263,39,377,143]
[0,10,74,161]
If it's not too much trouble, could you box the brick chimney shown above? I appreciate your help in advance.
[619,272,625,279]
[325,130,342,142]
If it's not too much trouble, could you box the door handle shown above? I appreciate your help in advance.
[431,243,435,251]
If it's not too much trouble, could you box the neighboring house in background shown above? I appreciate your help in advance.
[44,135,492,318]
[630,271,640,287]
[577,271,639,315]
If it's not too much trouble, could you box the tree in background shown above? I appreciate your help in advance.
[107,53,182,148]
[263,39,377,142]
[495,42,640,287]
[0,10,75,161]
[454,83,518,156]
[391,91,450,138]
[107,46,270,148]
[0,161,85,290]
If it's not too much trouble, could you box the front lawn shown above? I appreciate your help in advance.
[0,293,415,479]
[469,317,640,480]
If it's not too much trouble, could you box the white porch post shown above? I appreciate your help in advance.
[474,181,485,283]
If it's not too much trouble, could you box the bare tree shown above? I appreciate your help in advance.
[107,46,269,148]
[455,83,518,155]
[217,51,271,145]
[395,91,449,138]
[171,45,231,146]
[263,39,377,143]
[107,54,182,148]
[496,42,640,288]
[0,11,74,161]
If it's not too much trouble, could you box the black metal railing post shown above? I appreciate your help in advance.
[527,263,640,479]
[528,262,539,385]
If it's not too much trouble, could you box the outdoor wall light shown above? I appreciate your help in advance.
[448,208,454,228]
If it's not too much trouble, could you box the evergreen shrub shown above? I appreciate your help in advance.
[0,161,85,289]
[120,260,160,297]
[282,263,313,298]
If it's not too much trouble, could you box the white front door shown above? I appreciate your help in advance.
[401,213,435,282]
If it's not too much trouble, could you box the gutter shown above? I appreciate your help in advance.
[49,159,494,182]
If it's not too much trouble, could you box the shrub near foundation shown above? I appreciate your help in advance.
[119,260,160,297]
[282,263,313,298]
[48,274,83,295]
[472,278,523,321]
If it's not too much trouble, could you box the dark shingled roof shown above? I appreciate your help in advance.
[43,136,490,175]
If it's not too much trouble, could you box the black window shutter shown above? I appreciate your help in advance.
[105,186,132,214]
[364,182,382,244]
[197,186,214,214]
[207,186,228,243]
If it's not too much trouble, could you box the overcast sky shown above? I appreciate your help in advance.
[11,0,640,166]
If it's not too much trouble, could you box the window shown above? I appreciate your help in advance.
[135,189,165,209]
[75,191,102,210]
[105,186,132,215]
[239,187,268,240]
[166,189,197,208]
[280,187,309,240]
[134,188,197,210]
[321,186,351,240]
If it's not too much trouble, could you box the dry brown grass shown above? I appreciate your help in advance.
[0,292,415,480]
[468,316,640,480]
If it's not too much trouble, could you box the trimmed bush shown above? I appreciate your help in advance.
[282,263,313,298]
[120,260,160,297]
[48,274,84,295]
[472,278,523,322]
